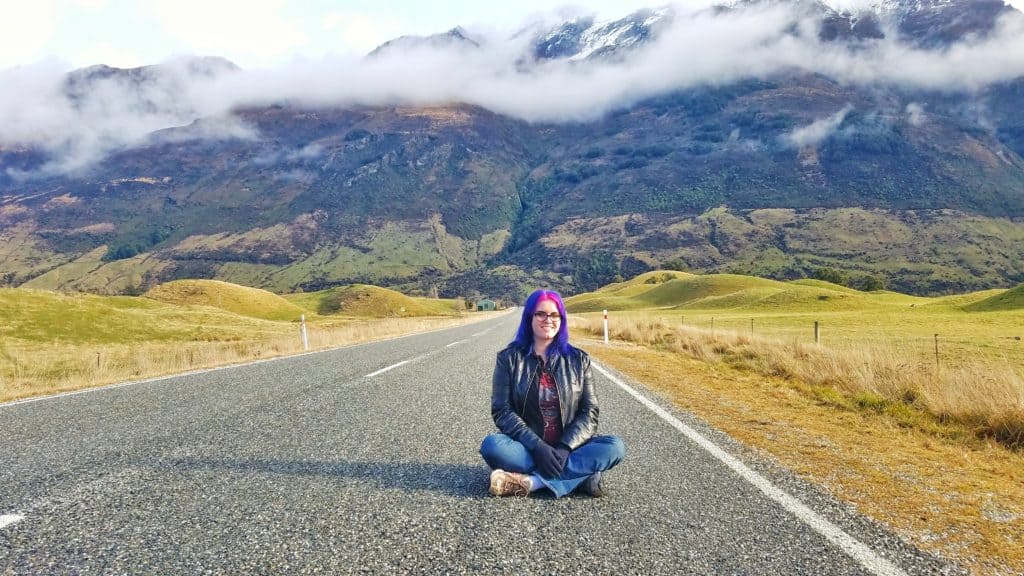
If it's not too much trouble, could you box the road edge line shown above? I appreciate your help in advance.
[0,514,24,529]
[593,362,908,576]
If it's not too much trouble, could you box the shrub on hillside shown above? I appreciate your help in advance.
[812,267,849,286]
[852,274,886,291]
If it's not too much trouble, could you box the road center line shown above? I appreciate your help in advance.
[446,340,466,348]
[593,362,907,576]
[365,360,410,378]
[0,514,25,529]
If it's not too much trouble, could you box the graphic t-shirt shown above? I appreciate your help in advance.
[537,361,563,444]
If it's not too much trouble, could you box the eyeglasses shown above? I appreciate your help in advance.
[532,311,562,322]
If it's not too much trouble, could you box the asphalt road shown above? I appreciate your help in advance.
[0,312,960,575]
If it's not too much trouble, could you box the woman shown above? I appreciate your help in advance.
[480,289,626,497]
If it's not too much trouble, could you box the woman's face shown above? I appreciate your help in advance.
[531,299,562,343]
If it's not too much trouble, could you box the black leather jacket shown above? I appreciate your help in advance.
[490,343,598,451]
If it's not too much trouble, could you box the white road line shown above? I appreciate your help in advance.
[471,330,490,337]
[446,340,466,348]
[365,360,410,378]
[0,514,25,529]
[593,362,908,576]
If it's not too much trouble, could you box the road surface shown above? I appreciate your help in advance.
[0,312,958,574]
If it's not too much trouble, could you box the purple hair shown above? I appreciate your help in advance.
[512,289,572,357]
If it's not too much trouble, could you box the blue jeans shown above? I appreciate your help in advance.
[479,433,626,498]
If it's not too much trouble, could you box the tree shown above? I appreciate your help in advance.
[662,258,688,272]
[573,250,619,292]
[812,267,849,286]
[853,274,886,292]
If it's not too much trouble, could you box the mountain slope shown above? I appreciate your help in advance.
[2,0,1024,300]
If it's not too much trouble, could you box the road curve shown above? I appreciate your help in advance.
[0,312,958,575]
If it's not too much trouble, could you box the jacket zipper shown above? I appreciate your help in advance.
[519,361,539,415]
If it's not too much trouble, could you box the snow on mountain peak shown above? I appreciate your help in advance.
[533,6,674,62]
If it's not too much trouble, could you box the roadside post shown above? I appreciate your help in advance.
[603,310,609,345]
[301,314,309,351]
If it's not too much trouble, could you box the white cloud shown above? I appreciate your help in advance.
[783,105,854,148]
[4,1,1024,177]
[71,0,109,9]
[321,11,408,55]
[906,102,926,126]
[74,42,145,69]
[0,1,58,70]
[147,0,308,66]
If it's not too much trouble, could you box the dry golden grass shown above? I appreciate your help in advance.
[574,317,1024,449]
[585,336,1024,573]
[570,312,1024,575]
[581,340,1024,576]
[0,314,496,404]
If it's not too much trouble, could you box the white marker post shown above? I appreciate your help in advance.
[603,309,609,344]
[300,314,309,351]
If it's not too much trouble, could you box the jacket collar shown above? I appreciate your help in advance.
[528,343,561,366]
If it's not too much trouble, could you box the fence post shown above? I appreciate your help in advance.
[301,314,309,351]
[603,310,609,345]
[750,318,754,338]
[814,321,820,344]
[934,333,939,372]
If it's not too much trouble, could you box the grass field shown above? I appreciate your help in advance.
[566,271,1024,447]
[0,281,484,403]
[565,270,1024,575]
[568,271,1024,373]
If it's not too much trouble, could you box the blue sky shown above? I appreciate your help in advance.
[0,0,694,70]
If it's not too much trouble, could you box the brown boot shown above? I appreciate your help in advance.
[489,469,531,497]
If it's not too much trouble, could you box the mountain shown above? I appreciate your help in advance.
[874,0,1015,47]
[2,0,1024,301]
[367,27,481,58]
[530,7,674,61]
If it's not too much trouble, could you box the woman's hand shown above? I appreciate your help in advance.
[532,442,564,478]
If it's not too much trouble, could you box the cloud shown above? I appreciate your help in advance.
[202,2,1024,122]
[0,1,58,69]
[250,144,323,167]
[905,102,926,127]
[321,11,408,55]
[148,0,308,66]
[74,42,146,70]
[0,57,247,179]
[3,2,1024,178]
[782,105,854,148]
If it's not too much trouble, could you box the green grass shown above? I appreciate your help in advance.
[145,279,308,321]
[0,286,290,345]
[566,271,1024,370]
[0,280,478,403]
[284,284,462,317]
[965,283,1024,312]
[0,280,465,348]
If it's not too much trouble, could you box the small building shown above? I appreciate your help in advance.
[476,299,496,311]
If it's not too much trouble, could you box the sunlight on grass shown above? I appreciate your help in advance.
[572,315,1024,449]
[0,284,487,403]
